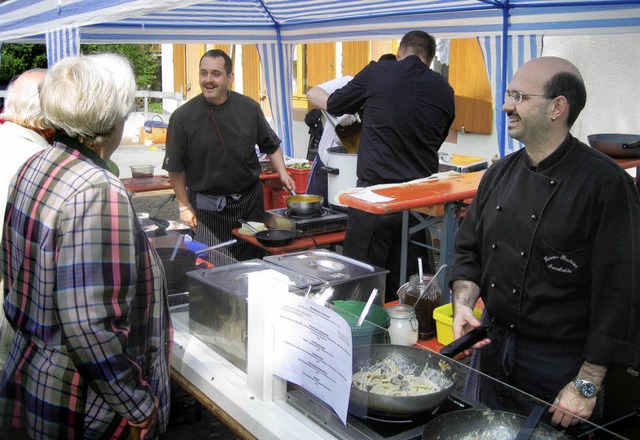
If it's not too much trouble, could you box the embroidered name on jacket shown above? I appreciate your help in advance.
[544,254,579,274]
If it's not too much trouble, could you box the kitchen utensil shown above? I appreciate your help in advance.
[238,219,297,247]
[587,133,640,158]
[322,146,357,210]
[349,344,458,418]
[357,288,379,326]
[195,239,237,255]
[422,408,568,439]
[169,233,185,261]
[285,193,324,216]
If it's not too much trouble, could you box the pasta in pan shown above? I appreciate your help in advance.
[352,358,441,396]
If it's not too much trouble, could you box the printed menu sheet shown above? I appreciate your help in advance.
[273,295,353,424]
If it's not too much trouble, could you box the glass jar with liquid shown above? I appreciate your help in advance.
[386,304,419,346]
[397,274,442,340]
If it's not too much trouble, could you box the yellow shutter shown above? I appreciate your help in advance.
[172,44,186,95]
[342,41,370,77]
[307,43,336,90]
[242,44,261,103]
[448,39,493,134]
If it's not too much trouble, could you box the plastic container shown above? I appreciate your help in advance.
[130,164,155,178]
[397,274,442,340]
[286,167,310,193]
[386,304,418,346]
[432,303,483,345]
[332,300,389,347]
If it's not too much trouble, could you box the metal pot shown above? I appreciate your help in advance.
[286,193,324,216]
[422,409,569,439]
[349,344,458,418]
[587,133,640,158]
[322,146,357,210]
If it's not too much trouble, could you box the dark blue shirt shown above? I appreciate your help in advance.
[327,55,455,186]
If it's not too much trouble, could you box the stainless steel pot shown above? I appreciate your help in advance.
[286,193,324,216]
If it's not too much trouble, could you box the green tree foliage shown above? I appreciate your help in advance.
[82,44,161,90]
[0,44,47,84]
[1,43,161,89]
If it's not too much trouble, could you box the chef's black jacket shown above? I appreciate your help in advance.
[451,135,640,368]
[326,55,455,187]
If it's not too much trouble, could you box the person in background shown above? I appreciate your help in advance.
[163,49,294,263]
[326,30,455,299]
[450,57,640,429]
[0,69,53,375]
[306,53,397,205]
[0,53,171,439]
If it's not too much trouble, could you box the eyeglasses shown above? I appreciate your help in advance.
[504,90,554,104]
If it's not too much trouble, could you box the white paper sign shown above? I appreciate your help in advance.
[273,295,353,424]
[350,189,394,203]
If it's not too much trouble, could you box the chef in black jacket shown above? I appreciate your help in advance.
[326,30,455,299]
[450,56,640,428]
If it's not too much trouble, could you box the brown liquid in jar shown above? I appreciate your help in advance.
[398,274,442,340]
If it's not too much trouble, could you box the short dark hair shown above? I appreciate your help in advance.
[378,53,397,62]
[399,30,436,63]
[544,71,586,128]
[200,49,233,75]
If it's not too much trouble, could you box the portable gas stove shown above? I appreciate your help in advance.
[264,207,348,235]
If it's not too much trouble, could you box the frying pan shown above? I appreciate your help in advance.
[421,409,569,439]
[349,344,459,419]
[587,133,640,158]
[238,219,297,247]
[286,190,324,216]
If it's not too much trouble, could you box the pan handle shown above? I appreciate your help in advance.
[622,140,640,150]
[440,325,488,358]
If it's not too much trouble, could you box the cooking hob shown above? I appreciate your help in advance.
[264,207,348,235]
[286,386,478,440]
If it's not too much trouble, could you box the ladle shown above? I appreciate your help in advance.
[411,264,446,311]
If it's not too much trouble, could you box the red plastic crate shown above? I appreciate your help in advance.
[270,187,289,209]
[286,167,310,194]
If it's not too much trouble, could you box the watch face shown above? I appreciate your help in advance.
[580,382,598,398]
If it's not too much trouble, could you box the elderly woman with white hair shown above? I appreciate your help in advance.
[0,68,52,374]
[0,53,171,439]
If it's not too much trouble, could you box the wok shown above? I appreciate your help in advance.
[286,191,324,216]
[349,344,458,419]
[422,409,569,440]
[587,133,640,158]
[238,219,297,247]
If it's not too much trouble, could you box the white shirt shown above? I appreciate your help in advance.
[316,76,353,164]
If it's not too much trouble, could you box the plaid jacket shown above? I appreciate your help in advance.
[0,141,172,439]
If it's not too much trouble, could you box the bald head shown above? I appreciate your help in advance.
[2,69,49,131]
[516,57,586,127]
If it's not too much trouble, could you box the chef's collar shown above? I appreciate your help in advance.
[199,91,232,109]
[525,133,574,173]
[53,133,110,172]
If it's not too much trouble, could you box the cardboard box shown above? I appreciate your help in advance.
[433,303,483,345]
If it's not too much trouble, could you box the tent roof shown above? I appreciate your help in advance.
[2,0,640,45]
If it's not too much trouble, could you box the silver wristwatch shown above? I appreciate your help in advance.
[573,376,598,398]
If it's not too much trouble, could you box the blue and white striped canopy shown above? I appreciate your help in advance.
[2,0,640,155]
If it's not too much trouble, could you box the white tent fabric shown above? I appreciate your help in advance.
[479,34,544,157]
[46,27,80,66]
[2,0,640,155]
